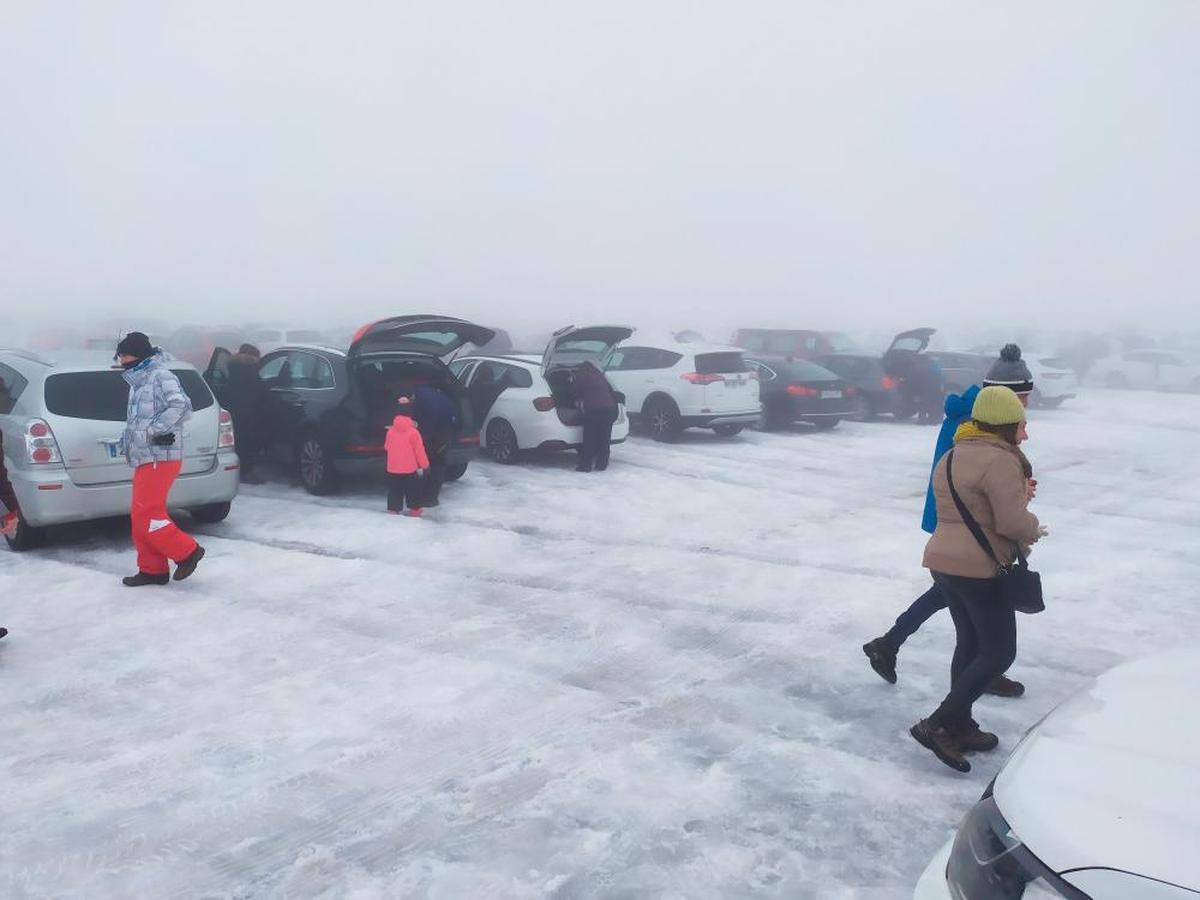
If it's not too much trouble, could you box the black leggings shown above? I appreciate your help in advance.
[929,572,1017,729]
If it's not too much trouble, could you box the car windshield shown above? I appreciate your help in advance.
[44,370,215,421]
[825,332,857,351]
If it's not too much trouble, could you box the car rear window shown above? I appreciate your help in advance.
[44,370,215,421]
[782,361,840,381]
[694,352,748,374]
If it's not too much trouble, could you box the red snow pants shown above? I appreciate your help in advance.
[130,461,198,575]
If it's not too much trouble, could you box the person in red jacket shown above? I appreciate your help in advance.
[1,430,18,640]
[384,395,430,517]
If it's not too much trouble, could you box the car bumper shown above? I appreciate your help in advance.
[913,837,953,899]
[13,455,241,528]
[512,411,631,452]
[680,410,762,428]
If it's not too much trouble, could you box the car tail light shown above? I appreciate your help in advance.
[880,375,898,390]
[218,409,236,449]
[786,385,819,397]
[681,373,725,385]
[25,418,63,465]
[533,396,557,412]
[845,386,858,397]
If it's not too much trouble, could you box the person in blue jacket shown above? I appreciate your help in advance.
[863,345,1035,697]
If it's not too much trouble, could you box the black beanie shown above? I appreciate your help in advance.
[115,331,155,360]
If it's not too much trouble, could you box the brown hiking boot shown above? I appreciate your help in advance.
[949,718,1000,752]
[862,637,897,684]
[910,719,970,773]
[984,673,1026,698]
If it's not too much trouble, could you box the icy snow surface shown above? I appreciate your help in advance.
[2,390,1198,898]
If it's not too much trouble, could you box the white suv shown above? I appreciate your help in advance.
[450,326,631,464]
[0,349,239,550]
[604,336,762,440]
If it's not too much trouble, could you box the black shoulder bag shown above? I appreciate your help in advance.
[945,450,1045,615]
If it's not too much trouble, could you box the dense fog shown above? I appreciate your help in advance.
[2,2,1198,348]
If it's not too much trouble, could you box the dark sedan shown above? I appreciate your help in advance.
[747,358,858,430]
[814,353,909,419]
[204,316,494,494]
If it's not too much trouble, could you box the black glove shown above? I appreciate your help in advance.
[151,432,176,447]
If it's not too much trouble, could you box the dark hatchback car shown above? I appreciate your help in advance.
[205,316,495,494]
[746,357,858,429]
[733,329,857,360]
[814,353,907,419]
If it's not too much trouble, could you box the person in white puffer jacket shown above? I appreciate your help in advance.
[115,332,205,587]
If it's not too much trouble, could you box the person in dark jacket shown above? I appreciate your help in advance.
[863,344,1036,696]
[225,344,267,484]
[412,383,459,507]
[0,429,17,639]
[573,360,618,473]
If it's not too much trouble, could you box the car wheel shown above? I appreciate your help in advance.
[191,501,232,524]
[644,398,683,442]
[813,418,840,430]
[712,424,743,437]
[485,419,520,464]
[297,434,338,495]
[1106,372,1129,390]
[444,462,469,482]
[4,512,48,551]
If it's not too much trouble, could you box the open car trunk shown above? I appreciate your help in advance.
[541,325,633,426]
[350,354,475,446]
[349,316,495,360]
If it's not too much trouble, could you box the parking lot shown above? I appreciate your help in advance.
[2,390,1198,898]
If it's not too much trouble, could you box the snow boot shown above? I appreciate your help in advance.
[862,637,898,684]
[123,572,170,587]
[910,719,971,773]
[984,673,1026,698]
[0,626,8,640]
[949,718,1000,752]
[403,508,424,518]
[173,545,206,581]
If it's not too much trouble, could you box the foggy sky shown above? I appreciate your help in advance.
[2,1,1198,336]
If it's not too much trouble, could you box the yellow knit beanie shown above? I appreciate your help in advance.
[971,385,1026,426]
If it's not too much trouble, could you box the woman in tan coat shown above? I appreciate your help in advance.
[911,386,1046,773]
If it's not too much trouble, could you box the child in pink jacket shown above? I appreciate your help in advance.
[384,396,430,517]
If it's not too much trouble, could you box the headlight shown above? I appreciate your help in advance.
[946,797,1090,899]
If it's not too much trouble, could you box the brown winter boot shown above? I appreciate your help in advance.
[910,719,971,773]
[948,718,1000,752]
[984,673,1026,698]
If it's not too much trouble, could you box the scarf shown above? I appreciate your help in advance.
[953,421,1033,478]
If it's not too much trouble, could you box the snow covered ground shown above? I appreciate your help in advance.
[2,389,1198,899]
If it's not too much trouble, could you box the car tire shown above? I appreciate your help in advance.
[485,419,520,464]
[5,512,48,552]
[297,433,338,495]
[712,424,743,437]
[444,462,469,482]
[813,418,840,430]
[191,501,232,524]
[644,397,683,442]
[1106,372,1129,390]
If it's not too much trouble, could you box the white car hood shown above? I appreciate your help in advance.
[995,648,1200,890]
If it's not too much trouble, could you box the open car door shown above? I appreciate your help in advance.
[541,325,634,372]
[347,316,496,360]
[885,327,937,356]
[203,347,233,408]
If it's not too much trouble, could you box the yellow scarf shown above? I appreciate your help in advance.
[953,421,1008,445]
[953,421,1033,477]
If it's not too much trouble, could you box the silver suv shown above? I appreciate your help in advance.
[0,349,240,550]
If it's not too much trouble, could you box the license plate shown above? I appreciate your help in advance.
[727,378,744,387]
[821,390,842,399]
